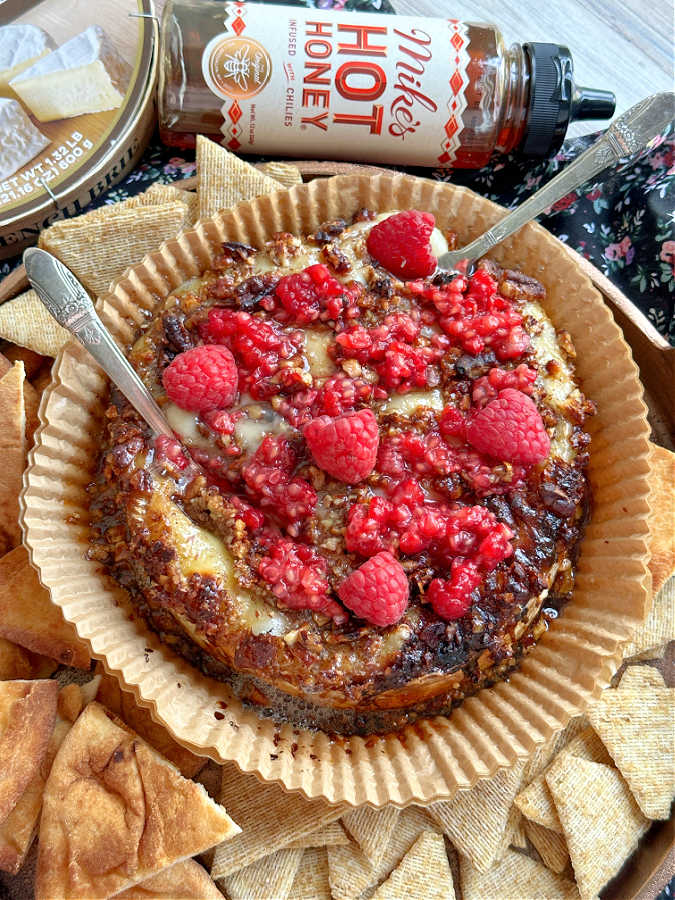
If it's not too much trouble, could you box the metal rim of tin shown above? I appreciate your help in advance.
[0,0,159,253]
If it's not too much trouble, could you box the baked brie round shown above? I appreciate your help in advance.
[89,209,593,734]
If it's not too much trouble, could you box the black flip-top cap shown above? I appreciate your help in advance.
[522,43,616,156]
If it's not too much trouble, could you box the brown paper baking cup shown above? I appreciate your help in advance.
[21,175,651,807]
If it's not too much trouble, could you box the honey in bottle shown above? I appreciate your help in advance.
[158,0,615,168]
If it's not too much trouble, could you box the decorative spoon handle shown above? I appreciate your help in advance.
[437,91,675,270]
[23,247,174,439]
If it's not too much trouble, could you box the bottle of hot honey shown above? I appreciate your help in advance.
[158,1,616,168]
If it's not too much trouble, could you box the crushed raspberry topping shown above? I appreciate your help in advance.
[338,551,409,627]
[274,264,361,325]
[471,364,537,407]
[154,434,189,471]
[276,374,379,429]
[366,210,437,280]
[408,268,531,361]
[466,388,550,465]
[335,313,442,393]
[162,345,238,413]
[242,436,316,532]
[426,561,482,620]
[258,538,347,623]
[304,409,379,484]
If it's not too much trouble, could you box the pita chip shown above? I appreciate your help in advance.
[115,859,222,899]
[211,764,346,879]
[0,546,90,669]
[328,806,438,900]
[460,847,579,900]
[371,831,455,900]
[39,202,188,298]
[622,574,674,660]
[428,759,527,873]
[341,805,400,869]
[588,677,675,819]
[290,847,331,900]
[524,820,570,874]
[0,680,57,826]
[35,702,239,900]
[646,444,675,593]
[0,290,70,357]
[197,136,282,219]
[546,756,648,899]
[510,815,528,850]
[0,361,26,553]
[0,638,56,681]
[219,847,304,900]
[619,664,666,689]
[257,161,303,188]
[284,821,350,849]
[95,667,205,778]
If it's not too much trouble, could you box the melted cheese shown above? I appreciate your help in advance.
[303,328,336,377]
[379,389,445,416]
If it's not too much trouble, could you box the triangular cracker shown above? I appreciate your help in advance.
[619,664,666,690]
[211,764,346,880]
[35,702,239,899]
[0,361,26,553]
[219,847,304,900]
[257,161,303,188]
[622,575,674,660]
[0,680,57,826]
[0,546,90,669]
[341,805,400,869]
[328,806,438,900]
[428,759,527,873]
[524,820,570,874]
[545,757,648,899]
[95,667,205,778]
[290,847,331,900]
[588,680,675,819]
[284,820,350,849]
[460,847,579,900]
[116,859,223,899]
[39,202,188,298]
[197,135,282,219]
[371,831,455,900]
[0,290,70,357]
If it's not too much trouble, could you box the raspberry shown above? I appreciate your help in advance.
[154,434,189,471]
[366,211,437,280]
[338,551,409,627]
[304,409,379,483]
[426,560,482,620]
[274,264,358,325]
[472,365,537,407]
[162,345,238,413]
[258,538,347,623]
[466,388,550,465]
[242,436,317,529]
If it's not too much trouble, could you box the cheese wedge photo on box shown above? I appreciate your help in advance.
[0,24,54,98]
[9,25,131,122]
[0,98,49,181]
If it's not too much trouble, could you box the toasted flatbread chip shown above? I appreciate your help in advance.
[257,161,303,188]
[35,702,239,900]
[211,764,346,880]
[219,847,304,900]
[197,136,281,220]
[546,757,648,899]
[623,574,674,660]
[39,202,188,298]
[0,546,90,669]
[0,361,26,553]
[1,345,46,379]
[619,664,666,690]
[284,821,350,849]
[0,349,41,443]
[143,183,199,226]
[510,815,528,850]
[524,820,570,874]
[290,847,331,900]
[460,847,579,900]
[0,680,57,826]
[95,668,205,778]
[371,831,455,900]
[0,638,56,681]
[646,444,675,593]
[328,807,438,900]
[0,707,70,874]
[341,805,400,870]
[0,290,70,357]
[115,859,222,899]
[428,759,527,873]
[588,682,675,819]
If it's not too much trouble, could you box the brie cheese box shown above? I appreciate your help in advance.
[0,0,157,259]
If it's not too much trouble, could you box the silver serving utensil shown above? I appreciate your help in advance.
[437,92,675,273]
[23,247,174,439]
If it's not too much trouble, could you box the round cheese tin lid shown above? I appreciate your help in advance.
[0,0,157,258]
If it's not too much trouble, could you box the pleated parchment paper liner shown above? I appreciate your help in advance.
[21,175,652,807]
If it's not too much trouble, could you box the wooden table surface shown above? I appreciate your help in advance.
[394,0,673,137]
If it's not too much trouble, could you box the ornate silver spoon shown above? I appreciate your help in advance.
[436,92,674,273]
